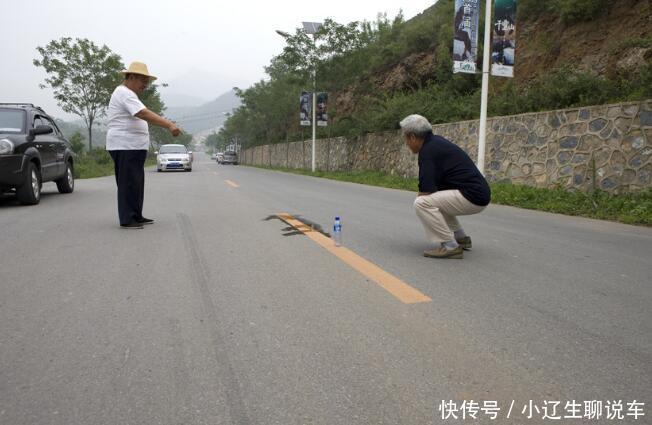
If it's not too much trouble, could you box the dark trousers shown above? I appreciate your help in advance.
[109,150,147,225]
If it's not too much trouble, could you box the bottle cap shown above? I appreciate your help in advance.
[335,216,340,220]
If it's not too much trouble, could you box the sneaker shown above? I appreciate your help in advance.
[423,245,464,259]
[456,236,472,250]
[120,222,144,229]
[137,217,155,225]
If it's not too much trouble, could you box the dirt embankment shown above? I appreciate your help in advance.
[331,0,651,119]
[517,0,651,80]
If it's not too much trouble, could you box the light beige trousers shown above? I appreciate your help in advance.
[413,190,485,244]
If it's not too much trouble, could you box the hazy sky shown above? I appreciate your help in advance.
[2,0,437,120]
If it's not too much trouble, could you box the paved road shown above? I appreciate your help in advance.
[1,153,650,424]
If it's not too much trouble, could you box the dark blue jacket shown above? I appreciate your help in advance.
[418,133,491,206]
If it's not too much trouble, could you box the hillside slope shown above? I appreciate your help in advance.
[332,0,651,127]
[219,0,651,148]
[165,89,241,134]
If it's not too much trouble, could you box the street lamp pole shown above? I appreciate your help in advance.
[477,0,493,175]
[277,23,321,172]
[311,42,317,172]
[301,22,323,173]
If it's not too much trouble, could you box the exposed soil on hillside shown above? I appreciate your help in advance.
[331,0,651,120]
[517,0,651,80]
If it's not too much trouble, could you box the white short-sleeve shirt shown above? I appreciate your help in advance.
[105,85,149,150]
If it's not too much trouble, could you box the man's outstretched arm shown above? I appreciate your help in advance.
[136,109,181,136]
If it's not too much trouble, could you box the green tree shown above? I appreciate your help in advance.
[33,37,123,150]
[221,0,644,149]
[69,131,85,155]
[204,132,221,150]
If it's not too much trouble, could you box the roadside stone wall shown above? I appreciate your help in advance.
[241,100,652,193]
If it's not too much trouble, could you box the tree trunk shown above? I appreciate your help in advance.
[87,118,93,151]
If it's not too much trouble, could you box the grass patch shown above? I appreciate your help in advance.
[491,183,652,225]
[74,149,157,179]
[249,165,652,226]
[265,167,418,191]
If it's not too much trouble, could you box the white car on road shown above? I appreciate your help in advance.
[156,144,192,172]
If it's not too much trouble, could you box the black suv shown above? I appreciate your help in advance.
[0,103,75,204]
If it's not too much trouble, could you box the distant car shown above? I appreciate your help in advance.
[156,144,192,172]
[0,103,75,205]
[216,152,224,163]
[222,151,238,165]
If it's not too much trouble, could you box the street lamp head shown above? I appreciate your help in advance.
[275,30,290,38]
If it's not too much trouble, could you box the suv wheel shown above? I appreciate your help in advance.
[16,162,41,205]
[56,161,74,193]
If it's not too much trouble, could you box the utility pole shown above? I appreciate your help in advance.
[276,22,322,172]
[477,0,493,175]
[311,68,316,172]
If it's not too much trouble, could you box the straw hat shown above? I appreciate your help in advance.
[121,61,157,81]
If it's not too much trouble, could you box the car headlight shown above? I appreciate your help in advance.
[0,139,14,155]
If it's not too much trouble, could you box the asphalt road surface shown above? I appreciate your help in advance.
[1,153,650,424]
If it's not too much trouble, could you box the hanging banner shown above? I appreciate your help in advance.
[491,0,517,77]
[452,0,480,74]
[316,92,328,126]
[300,91,312,126]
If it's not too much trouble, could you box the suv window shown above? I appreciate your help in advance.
[0,109,26,134]
[33,116,45,128]
[41,116,61,137]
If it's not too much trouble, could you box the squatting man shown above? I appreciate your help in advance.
[400,114,491,259]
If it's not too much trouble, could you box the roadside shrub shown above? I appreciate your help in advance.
[87,148,112,165]
[519,0,614,24]
[557,0,611,25]
[518,0,554,20]
[68,131,85,155]
[73,150,156,179]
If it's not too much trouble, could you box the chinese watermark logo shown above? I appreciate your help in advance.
[438,400,645,421]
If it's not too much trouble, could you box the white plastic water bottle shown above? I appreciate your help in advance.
[333,216,342,247]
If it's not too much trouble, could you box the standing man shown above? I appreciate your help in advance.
[400,114,491,259]
[106,62,181,229]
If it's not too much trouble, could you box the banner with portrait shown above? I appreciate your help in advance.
[452,0,480,74]
[491,0,517,77]
[316,92,328,126]
[300,91,312,126]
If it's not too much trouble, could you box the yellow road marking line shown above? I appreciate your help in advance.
[225,180,239,188]
[277,213,431,304]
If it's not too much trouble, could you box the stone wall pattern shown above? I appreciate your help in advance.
[240,100,652,193]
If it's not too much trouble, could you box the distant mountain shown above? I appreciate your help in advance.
[52,89,241,145]
[162,68,237,101]
[164,89,241,134]
[161,92,208,108]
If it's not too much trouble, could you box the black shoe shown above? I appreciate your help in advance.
[456,236,472,250]
[120,222,144,229]
[137,217,155,225]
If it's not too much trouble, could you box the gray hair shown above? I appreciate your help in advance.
[399,114,432,139]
